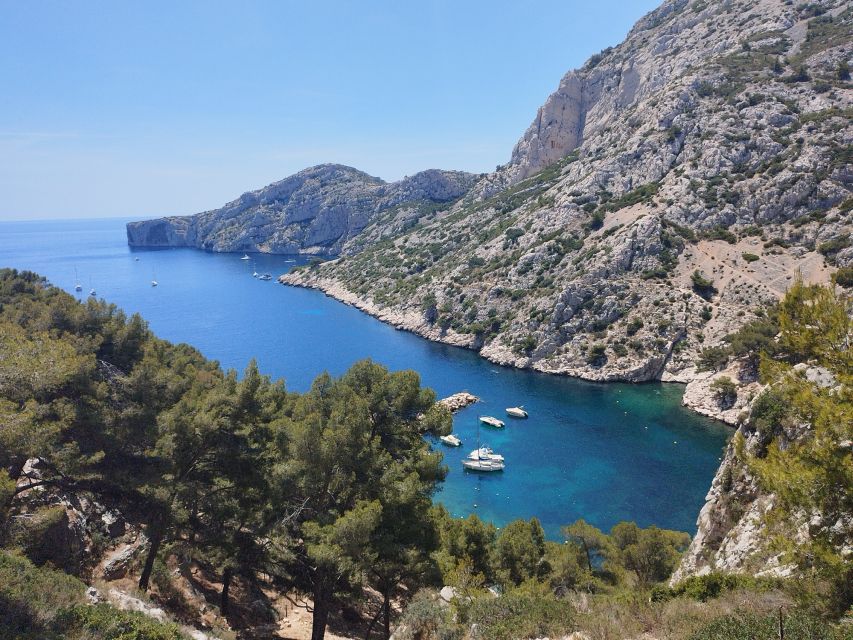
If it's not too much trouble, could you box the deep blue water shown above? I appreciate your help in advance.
[0,217,730,538]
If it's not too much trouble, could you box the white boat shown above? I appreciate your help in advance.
[74,267,82,292]
[240,254,250,260]
[479,416,505,428]
[151,269,158,287]
[259,273,273,281]
[134,257,140,261]
[506,406,528,418]
[462,420,505,472]
[462,457,505,472]
[89,288,96,296]
[467,447,503,462]
[440,434,462,447]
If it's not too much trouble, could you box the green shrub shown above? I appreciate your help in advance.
[741,252,760,263]
[465,589,574,640]
[689,610,849,640]
[710,376,737,408]
[698,346,729,372]
[691,271,717,300]
[833,266,853,288]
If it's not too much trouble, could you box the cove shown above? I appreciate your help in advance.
[0,217,730,539]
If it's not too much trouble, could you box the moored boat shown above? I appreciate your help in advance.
[240,254,250,260]
[462,457,504,472]
[479,416,505,428]
[467,447,503,462]
[506,406,528,418]
[440,434,462,447]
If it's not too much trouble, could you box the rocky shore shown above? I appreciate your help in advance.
[279,271,747,426]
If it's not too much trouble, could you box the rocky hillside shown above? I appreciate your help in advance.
[282,0,852,391]
[126,164,478,255]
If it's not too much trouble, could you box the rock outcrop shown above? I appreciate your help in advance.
[127,165,478,256]
[672,363,848,582]
[283,0,851,384]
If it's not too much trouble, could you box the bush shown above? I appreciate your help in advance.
[465,589,574,640]
[833,266,853,288]
[396,591,461,640]
[63,605,187,640]
[626,318,644,336]
[689,610,848,640]
[586,343,607,366]
[741,252,760,263]
[697,346,730,372]
[710,376,738,408]
[691,271,717,300]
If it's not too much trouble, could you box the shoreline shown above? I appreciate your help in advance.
[278,273,746,427]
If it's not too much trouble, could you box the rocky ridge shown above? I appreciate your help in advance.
[127,164,478,256]
[282,0,852,393]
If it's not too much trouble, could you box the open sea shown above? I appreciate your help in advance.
[0,217,730,538]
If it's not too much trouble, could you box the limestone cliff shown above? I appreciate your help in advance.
[282,0,852,386]
[127,164,478,255]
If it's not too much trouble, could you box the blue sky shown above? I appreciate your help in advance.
[0,1,659,220]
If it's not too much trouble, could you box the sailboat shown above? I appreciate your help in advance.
[88,277,96,297]
[462,420,504,472]
[151,269,158,287]
[74,267,82,292]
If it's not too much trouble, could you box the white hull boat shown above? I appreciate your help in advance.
[462,457,504,472]
[479,416,505,428]
[467,447,503,462]
[506,406,528,418]
[240,254,250,260]
[259,273,273,281]
[440,434,462,447]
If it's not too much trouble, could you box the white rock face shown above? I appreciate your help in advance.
[126,165,478,256]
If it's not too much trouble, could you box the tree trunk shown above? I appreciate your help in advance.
[221,566,233,616]
[138,523,164,592]
[364,606,382,640]
[311,583,330,640]
[382,590,391,640]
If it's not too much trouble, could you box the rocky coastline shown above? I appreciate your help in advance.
[278,271,745,426]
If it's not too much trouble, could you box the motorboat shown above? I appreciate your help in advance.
[259,273,273,281]
[467,447,503,462]
[479,416,505,428]
[89,289,96,296]
[462,457,504,472]
[440,434,462,447]
[240,254,250,260]
[506,406,528,418]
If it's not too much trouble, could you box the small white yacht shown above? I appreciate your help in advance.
[74,267,82,292]
[89,288,96,296]
[240,254,250,260]
[259,273,273,281]
[151,270,158,287]
[462,455,504,472]
[479,416,505,428]
[467,447,504,462]
[506,406,528,418]
[440,434,462,447]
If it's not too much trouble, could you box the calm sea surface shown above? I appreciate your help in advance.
[0,217,730,538]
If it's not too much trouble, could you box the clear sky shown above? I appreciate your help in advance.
[0,1,659,220]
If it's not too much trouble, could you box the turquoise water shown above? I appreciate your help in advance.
[0,217,730,538]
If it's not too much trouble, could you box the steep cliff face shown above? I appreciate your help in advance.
[127,164,478,255]
[672,363,851,583]
[283,0,851,384]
